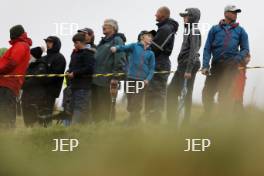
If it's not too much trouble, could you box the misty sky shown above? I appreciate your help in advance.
[1,0,263,108]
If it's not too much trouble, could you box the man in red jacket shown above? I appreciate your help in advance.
[0,25,32,128]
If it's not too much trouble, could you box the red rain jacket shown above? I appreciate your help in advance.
[0,33,32,96]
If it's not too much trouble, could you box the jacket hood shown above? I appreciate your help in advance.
[168,18,179,33]
[157,18,179,33]
[45,36,61,54]
[114,33,127,43]
[9,32,32,46]
[99,33,127,46]
[186,8,201,23]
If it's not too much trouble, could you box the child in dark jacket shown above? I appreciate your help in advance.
[22,46,46,127]
[66,33,95,124]
[111,30,156,124]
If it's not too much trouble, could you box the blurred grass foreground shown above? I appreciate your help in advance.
[0,105,264,176]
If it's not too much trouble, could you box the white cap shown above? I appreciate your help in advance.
[224,5,241,13]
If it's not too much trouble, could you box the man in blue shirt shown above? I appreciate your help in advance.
[201,5,249,117]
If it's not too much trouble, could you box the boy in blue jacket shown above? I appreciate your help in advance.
[111,30,156,124]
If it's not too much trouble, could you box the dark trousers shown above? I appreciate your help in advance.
[22,91,47,127]
[167,70,198,125]
[22,103,38,127]
[38,95,56,126]
[91,84,112,122]
[71,89,91,124]
[145,73,169,122]
[126,79,145,123]
[22,95,55,127]
[0,87,16,128]
[202,59,240,116]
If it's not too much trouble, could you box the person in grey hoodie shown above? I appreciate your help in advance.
[167,8,201,125]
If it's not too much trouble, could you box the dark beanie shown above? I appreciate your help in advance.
[30,47,43,59]
[10,25,25,40]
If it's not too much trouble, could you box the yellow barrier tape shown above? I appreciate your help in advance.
[0,66,263,78]
[238,66,264,70]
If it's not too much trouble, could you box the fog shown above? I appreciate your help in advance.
[0,0,263,108]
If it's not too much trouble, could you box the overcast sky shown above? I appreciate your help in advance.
[1,0,263,107]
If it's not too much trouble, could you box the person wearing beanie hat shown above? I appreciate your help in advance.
[10,25,25,40]
[0,24,32,128]
[22,46,49,127]
[30,47,44,59]
[92,19,127,122]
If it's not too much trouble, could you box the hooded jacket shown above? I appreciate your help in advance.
[42,36,66,98]
[93,33,127,87]
[151,18,179,71]
[0,33,32,96]
[116,42,155,81]
[177,8,201,73]
[203,20,249,69]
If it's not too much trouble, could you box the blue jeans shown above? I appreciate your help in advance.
[71,89,91,124]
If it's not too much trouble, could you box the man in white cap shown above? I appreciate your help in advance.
[201,5,250,117]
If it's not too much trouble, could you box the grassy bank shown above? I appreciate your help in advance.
[0,106,264,176]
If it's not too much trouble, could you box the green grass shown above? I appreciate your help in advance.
[0,105,264,176]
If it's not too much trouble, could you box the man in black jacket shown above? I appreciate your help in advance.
[42,36,66,122]
[67,33,95,124]
[145,6,179,123]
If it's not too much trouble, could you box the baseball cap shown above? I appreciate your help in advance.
[224,5,241,13]
[77,28,94,35]
[137,30,156,41]
[44,36,54,42]
[179,9,189,17]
